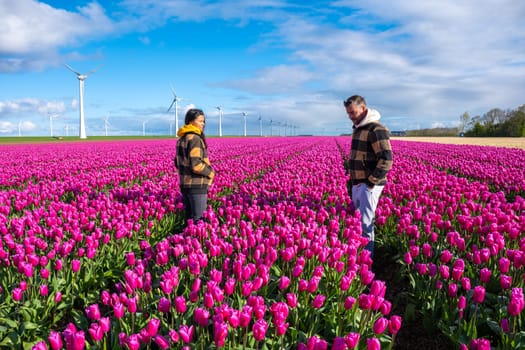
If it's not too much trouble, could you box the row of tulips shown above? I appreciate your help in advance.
[392,140,525,198]
[1,138,399,349]
[350,139,524,349]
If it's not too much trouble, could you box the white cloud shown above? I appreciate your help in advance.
[0,98,70,119]
[0,0,115,71]
[221,65,315,95]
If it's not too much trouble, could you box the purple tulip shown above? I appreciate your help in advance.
[32,341,48,350]
[88,323,104,342]
[473,285,486,304]
[85,304,101,321]
[154,335,170,349]
[12,287,23,302]
[178,324,194,343]
[344,332,360,349]
[366,337,380,350]
[48,331,63,350]
[213,321,228,347]
[194,307,210,327]
[312,294,326,309]
[71,259,81,273]
[252,319,268,342]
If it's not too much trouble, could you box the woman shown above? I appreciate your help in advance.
[175,108,215,223]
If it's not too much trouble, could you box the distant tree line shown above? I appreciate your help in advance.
[406,127,459,137]
[460,104,525,137]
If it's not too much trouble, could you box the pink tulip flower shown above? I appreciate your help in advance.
[71,259,81,273]
[373,317,388,334]
[178,324,194,343]
[500,275,512,290]
[48,331,63,350]
[252,319,268,342]
[40,284,49,297]
[480,268,491,284]
[158,297,171,313]
[213,321,228,347]
[389,315,402,334]
[32,341,47,350]
[367,337,380,350]
[99,317,110,333]
[88,323,104,342]
[85,304,101,321]
[146,318,160,337]
[286,293,298,308]
[312,294,326,309]
[54,292,62,303]
[344,332,360,349]
[169,329,180,343]
[154,335,170,349]
[12,287,23,302]
[194,307,210,327]
[473,285,486,304]
[508,288,524,316]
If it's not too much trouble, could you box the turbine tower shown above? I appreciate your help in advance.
[65,64,98,139]
[142,120,149,136]
[242,112,247,136]
[215,106,223,137]
[103,116,111,137]
[48,112,59,137]
[167,85,184,135]
[258,114,262,136]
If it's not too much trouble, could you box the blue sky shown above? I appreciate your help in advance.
[1,0,524,137]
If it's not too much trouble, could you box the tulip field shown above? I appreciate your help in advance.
[0,137,524,350]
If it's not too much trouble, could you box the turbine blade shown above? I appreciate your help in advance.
[170,83,177,96]
[167,99,176,112]
[85,64,102,77]
[64,64,81,75]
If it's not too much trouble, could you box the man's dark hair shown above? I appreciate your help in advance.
[344,95,366,107]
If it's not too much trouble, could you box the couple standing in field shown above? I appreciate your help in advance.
[173,95,393,258]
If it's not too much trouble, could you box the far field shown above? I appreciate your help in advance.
[391,136,525,149]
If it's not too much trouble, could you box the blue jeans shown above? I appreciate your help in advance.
[182,192,208,222]
[351,183,384,257]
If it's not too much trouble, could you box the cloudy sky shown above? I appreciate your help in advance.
[1,0,524,137]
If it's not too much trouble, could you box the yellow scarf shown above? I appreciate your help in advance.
[177,124,202,138]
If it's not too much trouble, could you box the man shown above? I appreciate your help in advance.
[344,95,393,257]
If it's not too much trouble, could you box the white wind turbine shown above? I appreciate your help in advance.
[103,116,112,136]
[48,112,59,137]
[65,64,98,139]
[18,121,22,137]
[142,119,149,136]
[64,125,71,137]
[242,112,247,136]
[215,106,223,137]
[167,85,184,135]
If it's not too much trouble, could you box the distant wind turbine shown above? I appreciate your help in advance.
[167,84,185,134]
[258,114,262,136]
[64,64,99,139]
[18,121,22,137]
[64,125,71,137]
[215,106,223,137]
[242,112,247,136]
[48,112,59,137]
[103,116,111,136]
[142,120,149,136]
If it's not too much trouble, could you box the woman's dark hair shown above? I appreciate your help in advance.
[184,108,208,148]
[185,108,205,125]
